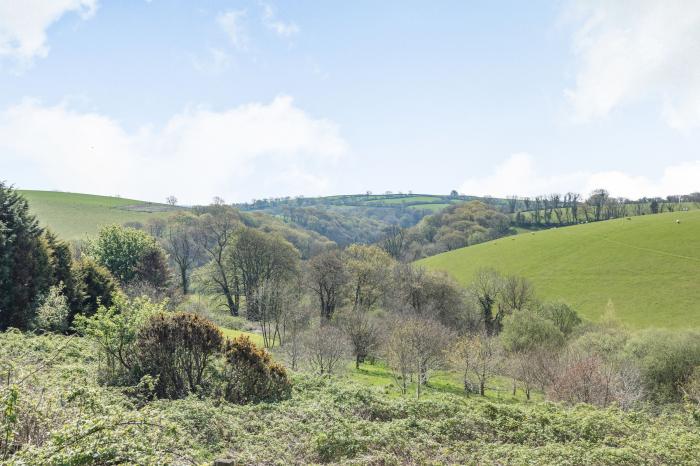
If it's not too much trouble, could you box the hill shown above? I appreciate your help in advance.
[19,190,180,240]
[418,209,700,328]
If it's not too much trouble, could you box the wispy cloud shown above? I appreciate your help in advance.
[0,0,98,70]
[564,0,700,129]
[261,2,299,38]
[217,9,248,50]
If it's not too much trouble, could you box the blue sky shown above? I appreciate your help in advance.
[1,0,699,204]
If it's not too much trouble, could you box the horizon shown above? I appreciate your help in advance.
[2,1,699,203]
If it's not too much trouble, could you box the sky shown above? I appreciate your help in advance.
[1,0,699,204]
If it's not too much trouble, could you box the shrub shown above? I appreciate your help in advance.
[34,284,71,333]
[218,335,291,404]
[72,257,117,319]
[135,312,223,399]
[75,295,166,384]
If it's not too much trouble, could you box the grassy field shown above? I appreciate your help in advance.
[419,210,700,328]
[19,190,180,240]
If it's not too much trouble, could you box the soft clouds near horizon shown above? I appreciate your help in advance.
[0,96,348,204]
[460,153,700,199]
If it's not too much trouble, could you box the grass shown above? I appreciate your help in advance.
[19,190,180,240]
[220,327,266,346]
[419,209,700,328]
[342,361,540,402]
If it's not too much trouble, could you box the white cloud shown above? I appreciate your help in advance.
[460,153,700,199]
[217,10,248,50]
[261,3,299,38]
[0,0,97,68]
[564,1,700,129]
[191,47,231,75]
[0,96,348,204]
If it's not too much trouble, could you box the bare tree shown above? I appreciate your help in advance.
[194,207,241,316]
[381,225,407,260]
[500,275,535,314]
[339,308,382,369]
[166,195,178,206]
[470,269,504,335]
[163,214,201,294]
[279,304,312,371]
[450,332,502,395]
[384,315,452,399]
[303,325,349,375]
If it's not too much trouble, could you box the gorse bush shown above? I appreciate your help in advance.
[217,335,292,404]
[136,312,223,398]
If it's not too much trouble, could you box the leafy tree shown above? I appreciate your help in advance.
[85,224,169,289]
[537,301,581,336]
[344,244,393,312]
[228,227,300,321]
[34,284,71,333]
[0,183,52,330]
[304,249,347,320]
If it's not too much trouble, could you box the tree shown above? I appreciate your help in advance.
[384,315,452,398]
[195,207,241,316]
[389,264,467,331]
[166,195,178,206]
[381,225,407,260]
[538,301,581,336]
[85,224,169,289]
[500,275,535,315]
[304,249,348,320]
[254,277,298,348]
[500,311,565,398]
[0,183,52,330]
[228,228,299,321]
[587,189,609,221]
[163,213,201,294]
[303,325,349,375]
[450,332,502,395]
[278,305,312,371]
[470,269,504,335]
[344,244,393,312]
[339,308,382,369]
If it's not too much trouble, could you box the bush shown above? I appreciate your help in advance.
[217,335,291,404]
[72,257,117,319]
[135,312,223,399]
[34,284,71,333]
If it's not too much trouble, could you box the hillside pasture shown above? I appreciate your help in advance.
[419,210,700,328]
[19,190,180,240]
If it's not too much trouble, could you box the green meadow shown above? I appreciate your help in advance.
[419,209,700,328]
[19,190,179,240]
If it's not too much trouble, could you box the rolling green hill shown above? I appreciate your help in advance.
[19,190,179,240]
[418,210,700,328]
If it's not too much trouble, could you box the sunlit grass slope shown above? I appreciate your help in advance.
[19,190,179,240]
[419,210,700,328]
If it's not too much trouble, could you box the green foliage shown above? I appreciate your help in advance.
[72,257,118,318]
[538,301,581,336]
[85,224,170,288]
[501,310,565,353]
[0,182,52,330]
[625,329,700,402]
[2,330,700,464]
[75,294,167,384]
[135,312,223,399]
[217,335,292,404]
[34,284,71,333]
